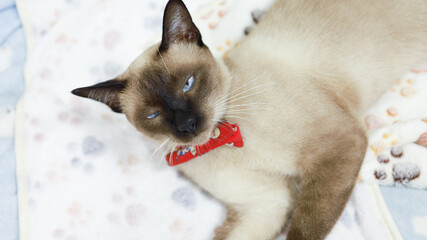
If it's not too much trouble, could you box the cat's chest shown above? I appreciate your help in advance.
[177,132,300,177]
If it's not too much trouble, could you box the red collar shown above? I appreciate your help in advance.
[166,121,244,166]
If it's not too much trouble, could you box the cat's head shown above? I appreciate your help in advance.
[72,0,231,145]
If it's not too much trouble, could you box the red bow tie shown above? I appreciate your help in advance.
[166,122,244,166]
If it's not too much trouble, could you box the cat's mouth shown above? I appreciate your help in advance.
[176,127,212,145]
[191,118,226,144]
[172,119,221,146]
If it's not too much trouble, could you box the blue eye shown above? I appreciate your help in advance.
[147,111,161,119]
[183,76,194,93]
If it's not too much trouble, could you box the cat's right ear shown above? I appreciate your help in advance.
[71,79,127,113]
[159,0,203,52]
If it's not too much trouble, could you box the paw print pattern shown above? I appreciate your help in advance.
[411,61,427,73]
[199,0,230,31]
[125,204,146,226]
[390,146,403,158]
[107,187,145,227]
[375,145,420,185]
[369,141,425,186]
[415,133,427,147]
[386,107,399,117]
[363,117,427,187]
[82,136,104,156]
[390,76,417,98]
[392,163,421,184]
[376,154,389,164]
[364,115,386,130]
[374,170,387,180]
[171,187,197,210]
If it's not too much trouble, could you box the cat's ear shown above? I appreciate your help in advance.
[71,79,127,113]
[159,0,203,51]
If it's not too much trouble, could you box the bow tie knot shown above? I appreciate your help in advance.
[166,122,244,166]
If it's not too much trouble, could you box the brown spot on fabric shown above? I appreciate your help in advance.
[58,112,69,121]
[218,9,227,18]
[377,154,389,164]
[370,142,386,155]
[53,229,64,238]
[168,219,183,232]
[125,204,146,226]
[422,119,427,124]
[400,86,416,97]
[34,132,44,142]
[55,34,67,44]
[391,146,403,158]
[374,170,387,180]
[67,202,82,216]
[392,163,420,184]
[364,115,385,129]
[209,22,218,29]
[415,133,427,148]
[201,10,213,20]
[391,139,399,146]
[386,107,398,117]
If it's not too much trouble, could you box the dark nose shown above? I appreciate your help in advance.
[176,112,197,134]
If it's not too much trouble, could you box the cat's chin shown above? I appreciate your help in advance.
[171,125,214,146]
[188,133,212,145]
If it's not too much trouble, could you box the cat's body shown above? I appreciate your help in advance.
[178,1,427,239]
[72,0,427,239]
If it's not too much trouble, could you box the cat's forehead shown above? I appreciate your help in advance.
[121,43,214,105]
[124,43,211,77]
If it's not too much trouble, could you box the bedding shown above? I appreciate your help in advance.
[11,0,427,239]
[0,0,26,239]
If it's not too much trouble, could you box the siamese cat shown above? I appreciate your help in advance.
[72,0,427,239]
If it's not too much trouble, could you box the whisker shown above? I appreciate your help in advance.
[150,138,170,163]
[213,67,273,105]
[159,139,175,168]
[224,83,274,105]
[157,48,170,74]
[224,115,251,121]
[168,142,179,166]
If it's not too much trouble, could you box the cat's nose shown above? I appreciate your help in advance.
[176,113,197,134]
[177,117,197,134]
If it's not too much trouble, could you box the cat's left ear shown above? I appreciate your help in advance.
[159,0,203,51]
[71,79,127,113]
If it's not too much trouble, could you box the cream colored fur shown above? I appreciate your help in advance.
[115,0,427,239]
[176,0,427,239]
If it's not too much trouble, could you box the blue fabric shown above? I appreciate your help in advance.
[380,186,427,240]
[0,1,26,239]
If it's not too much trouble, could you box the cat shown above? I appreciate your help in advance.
[72,0,427,239]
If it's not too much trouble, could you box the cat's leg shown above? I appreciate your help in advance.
[287,120,367,240]
[214,170,293,240]
[180,164,293,240]
[214,205,239,240]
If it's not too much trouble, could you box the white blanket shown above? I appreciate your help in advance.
[17,0,425,239]
[361,70,427,188]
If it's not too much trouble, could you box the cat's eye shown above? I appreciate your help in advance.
[183,75,195,93]
[147,111,161,119]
